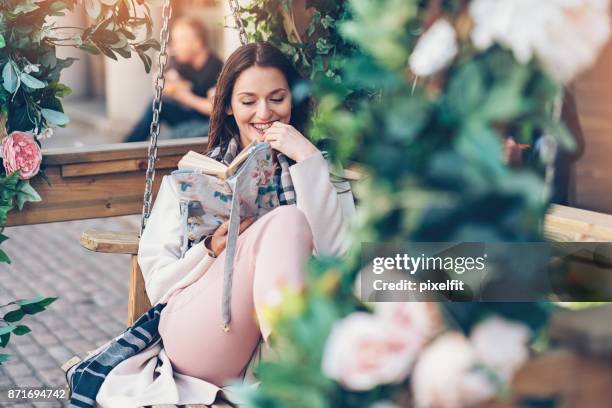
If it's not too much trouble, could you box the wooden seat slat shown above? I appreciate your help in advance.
[6,139,206,227]
[80,204,612,255]
[81,229,140,255]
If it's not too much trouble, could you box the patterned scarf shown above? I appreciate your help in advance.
[207,135,296,205]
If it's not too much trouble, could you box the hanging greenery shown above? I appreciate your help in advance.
[232,0,611,406]
[0,0,159,263]
[0,0,160,363]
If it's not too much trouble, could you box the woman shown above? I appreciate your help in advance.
[124,17,223,142]
[94,43,354,406]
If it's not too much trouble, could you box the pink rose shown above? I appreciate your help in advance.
[375,302,443,345]
[321,312,421,391]
[2,131,42,179]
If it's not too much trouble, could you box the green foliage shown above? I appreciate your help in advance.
[0,0,159,134]
[241,0,355,82]
[0,0,158,363]
[235,0,573,405]
[0,296,57,363]
[0,0,160,264]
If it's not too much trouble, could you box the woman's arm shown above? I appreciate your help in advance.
[138,176,215,305]
[289,151,356,258]
[171,89,213,116]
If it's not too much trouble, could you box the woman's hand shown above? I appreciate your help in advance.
[207,217,256,257]
[261,122,319,162]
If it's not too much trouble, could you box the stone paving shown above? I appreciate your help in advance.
[0,215,140,407]
[0,98,182,407]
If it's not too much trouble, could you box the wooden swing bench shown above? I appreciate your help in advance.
[7,137,612,407]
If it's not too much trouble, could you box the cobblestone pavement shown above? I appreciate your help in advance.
[1,215,140,407]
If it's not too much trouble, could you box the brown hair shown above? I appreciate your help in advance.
[171,17,208,47]
[206,42,310,153]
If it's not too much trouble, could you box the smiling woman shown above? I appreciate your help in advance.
[145,41,354,389]
[207,43,312,153]
[77,42,357,406]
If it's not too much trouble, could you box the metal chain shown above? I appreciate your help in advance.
[228,0,248,45]
[140,0,173,235]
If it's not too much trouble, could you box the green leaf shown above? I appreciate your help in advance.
[54,83,72,98]
[0,354,9,363]
[446,62,484,119]
[0,233,8,245]
[80,43,100,55]
[0,334,9,347]
[41,108,69,126]
[542,119,576,151]
[12,0,39,14]
[0,326,16,336]
[13,325,31,336]
[15,180,42,211]
[16,296,57,309]
[136,38,160,52]
[0,205,13,226]
[37,297,57,308]
[16,296,45,306]
[3,309,24,323]
[97,43,118,60]
[20,73,45,89]
[2,62,19,93]
[0,249,9,264]
[21,304,45,315]
[136,50,152,73]
[0,34,5,49]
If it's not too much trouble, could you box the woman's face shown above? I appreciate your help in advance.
[170,24,204,64]
[228,66,292,148]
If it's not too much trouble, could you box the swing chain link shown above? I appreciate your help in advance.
[140,0,173,235]
[228,0,248,45]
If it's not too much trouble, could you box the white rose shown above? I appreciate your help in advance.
[409,19,458,76]
[469,0,611,83]
[535,0,611,82]
[412,332,496,408]
[470,316,531,382]
[321,312,421,391]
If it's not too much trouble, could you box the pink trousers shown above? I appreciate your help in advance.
[159,205,314,386]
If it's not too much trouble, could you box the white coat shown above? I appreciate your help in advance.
[94,151,356,407]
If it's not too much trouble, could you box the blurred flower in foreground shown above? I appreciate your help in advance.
[412,332,496,408]
[322,312,421,390]
[375,302,443,343]
[471,316,531,382]
[469,0,611,83]
[409,19,458,76]
[259,284,304,336]
[412,316,531,408]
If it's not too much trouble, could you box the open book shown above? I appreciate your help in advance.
[177,141,258,180]
[170,141,280,256]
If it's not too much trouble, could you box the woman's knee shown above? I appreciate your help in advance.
[267,205,312,241]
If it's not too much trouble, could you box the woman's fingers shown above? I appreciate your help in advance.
[213,221,230,237]
[210,217,256,256]
[239,217,256,233]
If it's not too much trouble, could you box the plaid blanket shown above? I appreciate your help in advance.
[66,303,166,407]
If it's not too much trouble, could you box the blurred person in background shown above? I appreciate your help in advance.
[124,17,223,142]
